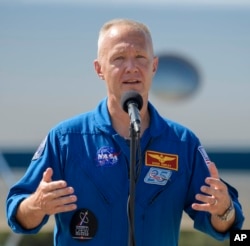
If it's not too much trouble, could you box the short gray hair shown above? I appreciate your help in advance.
[97,18,153,58]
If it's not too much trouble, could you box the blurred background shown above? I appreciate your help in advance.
[0,0,249,245]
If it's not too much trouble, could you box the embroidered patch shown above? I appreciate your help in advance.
[198,146,210,164]
[96,146,119,167]
[32,136,47,160]
[144,167,172,185]
[70,208,98,241]
[145,150,178,171]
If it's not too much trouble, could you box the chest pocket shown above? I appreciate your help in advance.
[136,163,187,207]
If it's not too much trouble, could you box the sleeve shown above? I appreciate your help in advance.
[6,195,49,234]
[6,129,63,234]
[184,144,245,241]
[220,179,245,230]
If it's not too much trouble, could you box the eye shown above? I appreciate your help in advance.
[111,55,124,65]
[136,55,145,58]
[114,56,124,61]
[136,54,146,59]
[136,55,148,65]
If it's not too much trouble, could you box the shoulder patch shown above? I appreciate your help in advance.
[32,136,47,160]
[198,146,210,164]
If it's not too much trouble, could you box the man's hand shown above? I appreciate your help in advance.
[16,167,77,229]
[33,167,77,215]
[192,162,231,215]
[192,162,235,232]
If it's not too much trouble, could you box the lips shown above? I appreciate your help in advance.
[123,80,140,84]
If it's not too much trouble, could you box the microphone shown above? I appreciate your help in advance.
[121,91,143,133]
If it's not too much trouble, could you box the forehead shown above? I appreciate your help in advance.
[100,24,152,53]
[109,24,146,38]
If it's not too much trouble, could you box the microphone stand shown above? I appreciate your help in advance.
[128,126,140,246]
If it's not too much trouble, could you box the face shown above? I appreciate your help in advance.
[94,24,158,104]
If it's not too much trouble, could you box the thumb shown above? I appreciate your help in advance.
[207,161,219,179]
[42,167,53,183]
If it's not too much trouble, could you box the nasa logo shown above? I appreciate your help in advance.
[96,146,120,167]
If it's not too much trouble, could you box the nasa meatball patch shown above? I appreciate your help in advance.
[96,146,120,167]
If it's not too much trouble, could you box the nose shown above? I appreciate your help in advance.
[125,58,138,73]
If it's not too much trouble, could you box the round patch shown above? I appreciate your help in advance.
[70,208,98,241]
[96,146,119,167]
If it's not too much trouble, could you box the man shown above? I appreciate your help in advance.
[6,18,244,246]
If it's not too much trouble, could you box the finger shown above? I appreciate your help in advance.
[43,196,77,215]
[42,180,68,194]
[50,202,77,215]
[42,167,53,183]
[41,168,67,192]
[205,177,224,190]
[207,162,219,179]
[54,194,77,207]
[200,185,218,197]
[192,203,211,212]
[195,193,216,205]
[49,186,75,200]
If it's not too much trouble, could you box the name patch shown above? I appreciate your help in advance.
[145,150,178,171]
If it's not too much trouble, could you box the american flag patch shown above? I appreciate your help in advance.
[198,146,210,164]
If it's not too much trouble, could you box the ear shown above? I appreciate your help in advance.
[152,56,158,74]
[94,59,104,80]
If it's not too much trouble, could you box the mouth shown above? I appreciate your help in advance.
[123,80,141,84]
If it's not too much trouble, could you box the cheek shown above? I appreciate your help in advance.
[109,66,122,78]
[103,67,121,84]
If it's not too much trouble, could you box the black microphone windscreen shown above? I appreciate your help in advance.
[121,91,143,113]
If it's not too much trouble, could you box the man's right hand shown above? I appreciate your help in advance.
[16,167,77,229]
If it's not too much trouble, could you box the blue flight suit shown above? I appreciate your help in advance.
[6,98,244,246]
